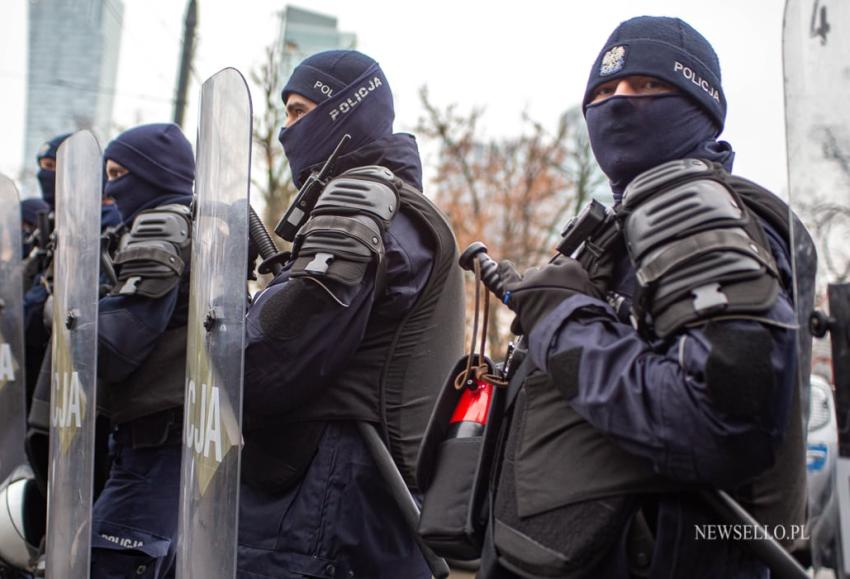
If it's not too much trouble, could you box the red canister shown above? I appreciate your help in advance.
[447,378,494,438]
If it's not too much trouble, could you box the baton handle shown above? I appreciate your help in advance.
[459,242,506,301]
[699,490,808,579]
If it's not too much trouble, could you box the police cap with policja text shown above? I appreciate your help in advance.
[583,16,727,130]
[282,50,378,105]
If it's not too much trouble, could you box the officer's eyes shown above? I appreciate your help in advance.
[590,84,617,103]
[285,107,307,126]
[639,79,674,93]
[107,168,128,181]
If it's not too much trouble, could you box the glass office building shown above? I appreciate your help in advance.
[278,6,356,81]
[22,0,123,190]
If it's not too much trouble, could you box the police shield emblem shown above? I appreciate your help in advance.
[784,0,847,572]
[44,130,102,578]
[176,68,250,579]
[0,175,26,482]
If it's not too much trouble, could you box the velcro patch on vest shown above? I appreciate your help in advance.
[704,323,775,421]
[548,347,583,401]
[257,277,340,341]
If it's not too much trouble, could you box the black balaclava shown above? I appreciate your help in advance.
[278,50,394,188]
[35,133,72,209]
[583,16,734,200]
[103,123,195,224]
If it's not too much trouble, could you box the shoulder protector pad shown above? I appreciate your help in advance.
[112,203,193,299]
[290,166,400,287]
[619,159,780,338]
[312,165,400,228]
[118,204,192,252]
[622,158,714,205]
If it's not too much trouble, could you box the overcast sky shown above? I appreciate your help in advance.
[0,0,787,195]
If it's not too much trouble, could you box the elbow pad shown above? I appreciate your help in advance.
[619,159,780,338]
[112,204,192,299]
[290,166,400,287]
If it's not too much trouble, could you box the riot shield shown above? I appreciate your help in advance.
[783,0,848,572]
[44,131,102,578]
[0,175,26,482]
[176,67,250,579]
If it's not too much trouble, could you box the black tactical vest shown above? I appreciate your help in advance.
[102,325,187,425]
[293,183,466,488]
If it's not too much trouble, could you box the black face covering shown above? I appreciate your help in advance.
[37,169,56,209]
[585,94,734,201]
[104,173,168,225]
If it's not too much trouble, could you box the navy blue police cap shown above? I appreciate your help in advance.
[583,16,726,130]
[281,49,378,105]
[104,123,194,196]
[36,133,72,162]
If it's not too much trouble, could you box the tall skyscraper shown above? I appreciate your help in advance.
[22,0,123,188]
[278,6,356,81]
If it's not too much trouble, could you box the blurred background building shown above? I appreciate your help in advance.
[277,5,356,81]
[22,0,124,192]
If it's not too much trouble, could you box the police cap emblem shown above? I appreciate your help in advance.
[600,45,626,76]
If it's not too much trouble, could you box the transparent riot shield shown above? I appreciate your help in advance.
[44,131,102,578]
[784,0,849,573]
[0,175,26,482]
[176,68,250,579]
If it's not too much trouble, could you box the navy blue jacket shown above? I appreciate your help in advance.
[97,197,190,383]
[238,134,434,579]
[525,218,796,577]
[243,133,431,419]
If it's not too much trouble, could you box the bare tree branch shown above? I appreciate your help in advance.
[417,91,605,355]
[249,43,298,236]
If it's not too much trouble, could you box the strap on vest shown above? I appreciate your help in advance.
[505,356,532,411]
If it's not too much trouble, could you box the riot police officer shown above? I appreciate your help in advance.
[238,50,463,578]
[89,123,195,578]
[480,16,807,579]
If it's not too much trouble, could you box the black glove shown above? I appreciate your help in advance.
[583,233,627,297]
[499,256,602,335]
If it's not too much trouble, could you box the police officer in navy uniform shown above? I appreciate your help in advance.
[238,50,463,578]
[479,16,806,579]
[88,123,195,578]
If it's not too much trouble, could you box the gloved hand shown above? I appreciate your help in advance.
[499,256,603,335]
[583,234,627,297]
